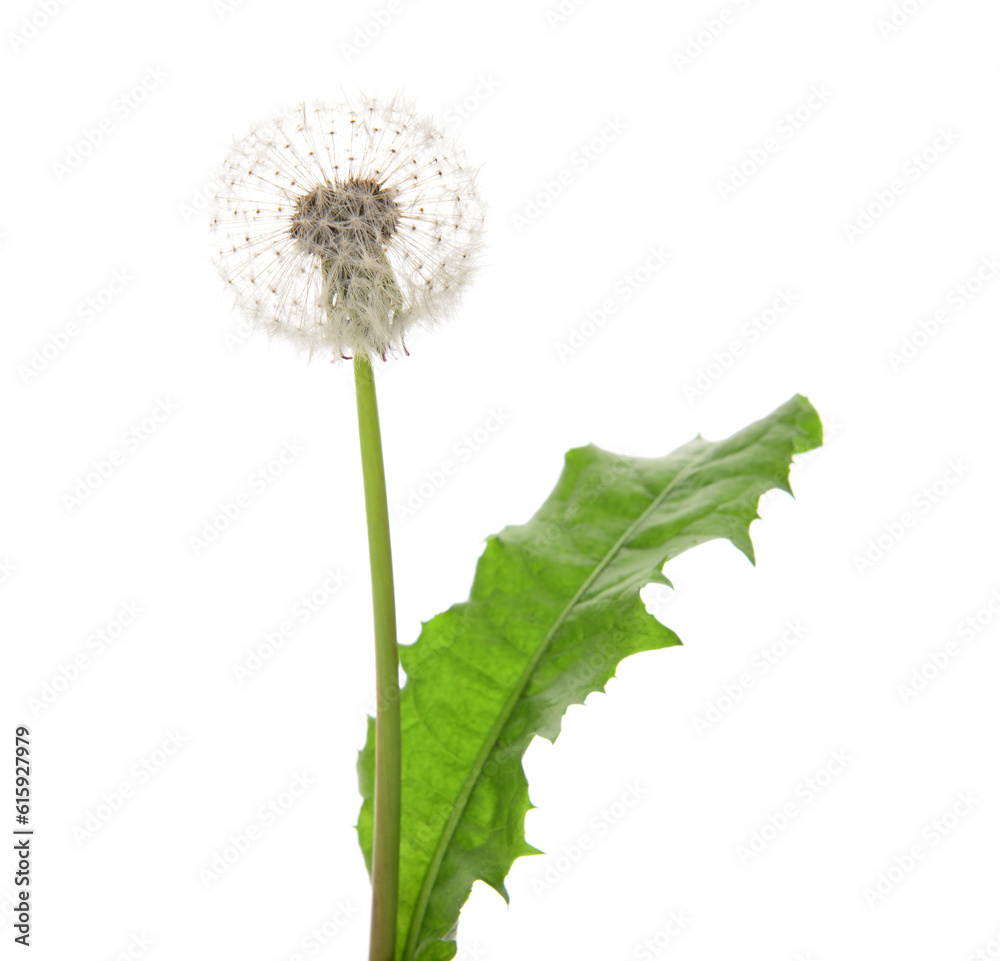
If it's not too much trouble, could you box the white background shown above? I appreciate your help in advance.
[2,0,999,959]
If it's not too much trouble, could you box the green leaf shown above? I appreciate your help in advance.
[357,394,822,961]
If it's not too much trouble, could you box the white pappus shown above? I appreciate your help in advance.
[211,95,485,362]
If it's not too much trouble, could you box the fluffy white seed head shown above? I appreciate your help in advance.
[210,96,485,361]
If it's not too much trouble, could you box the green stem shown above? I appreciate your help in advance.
[354,353,401,961]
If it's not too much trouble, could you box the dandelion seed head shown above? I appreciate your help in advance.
[210,96,485,362]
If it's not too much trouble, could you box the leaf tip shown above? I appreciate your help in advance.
[790,393,824,453]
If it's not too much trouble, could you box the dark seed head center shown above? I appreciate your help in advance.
[290,177,400,260]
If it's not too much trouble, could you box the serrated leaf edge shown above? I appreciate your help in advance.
[399,445,715,961]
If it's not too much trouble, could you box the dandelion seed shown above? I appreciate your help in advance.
[211,96,485,361]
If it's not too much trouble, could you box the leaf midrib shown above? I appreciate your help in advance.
[401,445,713,961]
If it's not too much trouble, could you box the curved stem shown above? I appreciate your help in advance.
[354,354,401,961]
